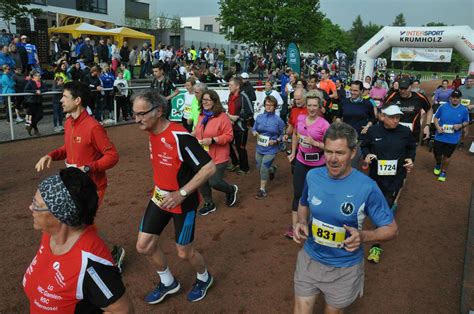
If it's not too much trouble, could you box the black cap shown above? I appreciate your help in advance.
[451,89,462,98]
[399,78,411,89]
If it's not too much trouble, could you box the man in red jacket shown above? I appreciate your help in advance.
[34,81,125,271]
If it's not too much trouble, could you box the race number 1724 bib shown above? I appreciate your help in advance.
[311,218,346,248]
[377,159,397,176]
[152,186,169,207]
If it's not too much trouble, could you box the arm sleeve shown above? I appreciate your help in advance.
[252,116,259,133]
[367,101,376,124]
[81,260,126,309]
[419,93,432,111]
[239,94,254,120]
[360,129,372,158]
[405,130,417,161]
[48,144,67,161]
[216,115,234,145]
[434,104,443,119]
[89,126,119,172]
[366,183,394,227]
[178,133,212,172]
[299,180,309,206]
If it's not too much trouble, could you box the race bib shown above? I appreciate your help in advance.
[399,122,413,131]
[298,134,312,148]
[257,134,270,147]
[461,99,471,106]
[311,218,346,248]
[183,105,191,113]
[442,124,455,134]
[377,159,397,176]
[331,103,339,110]
[152,186,169,207]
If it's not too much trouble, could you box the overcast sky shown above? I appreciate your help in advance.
[156,0,474,30]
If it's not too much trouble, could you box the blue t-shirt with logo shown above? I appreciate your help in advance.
[434,103,469,144]
[301,167,394,267]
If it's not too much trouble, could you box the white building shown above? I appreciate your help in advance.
[181,16,222,33]
[1,0,158,33]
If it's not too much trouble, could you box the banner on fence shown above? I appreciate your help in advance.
[391,47,452,62]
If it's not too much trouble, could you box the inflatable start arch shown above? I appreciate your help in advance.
[354,25,474,81]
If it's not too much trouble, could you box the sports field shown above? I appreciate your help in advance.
[0,81,472,312]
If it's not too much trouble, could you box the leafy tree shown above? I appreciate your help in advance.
[349,15,366,50]
[157,12,170,30]
[0,0,42,33]
[304,18,352,55]
[392,13,406,26]
[170,15,182,35]
[217,0,324,53]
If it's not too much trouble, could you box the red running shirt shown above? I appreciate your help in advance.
[23,227,125,313]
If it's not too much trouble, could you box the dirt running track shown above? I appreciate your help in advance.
[1,81,473,313]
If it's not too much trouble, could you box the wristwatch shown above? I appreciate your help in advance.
[83,165,91,173]
[179,189,188,197]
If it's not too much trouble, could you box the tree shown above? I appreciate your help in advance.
[217,0,324,53]
[157,12,170,30]
[0,0,42,33]
[349,15,366,50]
[304,18,351,55]
[170,15,182,35]
[392,13,406,26]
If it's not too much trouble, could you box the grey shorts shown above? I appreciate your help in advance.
[294,249,364,309]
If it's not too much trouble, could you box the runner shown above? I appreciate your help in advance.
[132,90,216,304]
[432,90,470,181]
[150,63,180,118]
[361,103,416,264]
[457,75,474,148]
[293,122,398,314]
[193,90,238,215]
[182,77,196,132]
[252,95,285,199]
[24,168,134,313]
[385,77,432,142]
[263,80,284,116]
[227,77,254,175]
[336,80,376,168]
[286,91,329,239]
[189,82,208,130]
[34,81,124,271]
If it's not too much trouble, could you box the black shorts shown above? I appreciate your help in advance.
[140,200,196,246]
[382,189,400,208]
[433,140,457,158]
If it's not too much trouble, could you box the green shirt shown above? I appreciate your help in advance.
[122,69,131,81]
[190,97,201,130]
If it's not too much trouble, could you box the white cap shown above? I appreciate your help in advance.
[241,72,249,79]
[382,104,403,116]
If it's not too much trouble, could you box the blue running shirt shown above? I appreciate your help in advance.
[434,103,469,144]
[301,167,394,267]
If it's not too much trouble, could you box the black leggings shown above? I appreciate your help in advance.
[292,159,321,211]
[28,103,43,130]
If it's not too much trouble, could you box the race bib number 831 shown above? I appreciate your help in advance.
[311,218,345,248]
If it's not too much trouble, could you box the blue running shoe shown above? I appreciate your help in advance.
[145,279,181,304]
[187,274,214,302]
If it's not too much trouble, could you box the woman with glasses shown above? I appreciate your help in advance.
[252,95,285,199]
[285,91,329,239]
[24,167,134,313]
[193,90,237,215]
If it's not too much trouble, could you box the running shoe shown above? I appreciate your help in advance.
[111,245,125,273]
[227,164,239,172]
[226,185,238,207]
[198,202,217,216]
[438,171,446,182]
[284,226,294,239]
[433,164,441,176]
[145,279,181,304]
[255,189,267,200]
[367,246,382,264]
[187,273,213,302]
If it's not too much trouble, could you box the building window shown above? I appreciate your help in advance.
[77,0,107,14]
[204,24,213,32]
[31,0,47,4]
